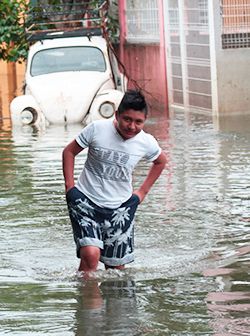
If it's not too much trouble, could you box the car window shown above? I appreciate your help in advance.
[30,46,106,76]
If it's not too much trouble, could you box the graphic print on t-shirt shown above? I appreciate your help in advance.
[85,146,132,182]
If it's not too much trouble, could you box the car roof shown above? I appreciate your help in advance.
[29,36,108,55]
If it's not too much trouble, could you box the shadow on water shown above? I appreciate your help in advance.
[0,111,249,335]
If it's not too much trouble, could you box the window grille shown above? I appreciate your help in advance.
[126,0,160,43]
[221,0,250,49]
[185,2,209,33]
[198,0,208,28]
[165,0,212,111]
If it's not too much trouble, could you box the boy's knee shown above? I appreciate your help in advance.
[80,246,100,269]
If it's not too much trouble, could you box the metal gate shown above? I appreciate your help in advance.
[163,0,212,113]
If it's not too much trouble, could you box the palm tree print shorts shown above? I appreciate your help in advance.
[66,187,140,266]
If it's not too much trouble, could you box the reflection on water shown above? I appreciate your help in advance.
[74,279,139,336]
[0,111,249,335]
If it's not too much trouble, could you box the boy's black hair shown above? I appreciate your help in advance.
[117,90,148,116]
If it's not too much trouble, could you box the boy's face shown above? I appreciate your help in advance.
[115,109,146,140]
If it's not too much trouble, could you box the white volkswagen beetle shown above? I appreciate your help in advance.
[10,34,126,126]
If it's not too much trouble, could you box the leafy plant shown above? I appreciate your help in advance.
[0,0,29,62]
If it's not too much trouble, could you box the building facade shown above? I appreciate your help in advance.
[119,0,250,116]
[118,0,168,113]
[163,0,250,116]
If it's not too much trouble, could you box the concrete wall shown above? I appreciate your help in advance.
[216,48,250,116]
[212,1,250,116]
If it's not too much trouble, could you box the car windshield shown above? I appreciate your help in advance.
[31,46,106,76]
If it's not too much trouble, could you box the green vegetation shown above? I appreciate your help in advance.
[0,0,29,62]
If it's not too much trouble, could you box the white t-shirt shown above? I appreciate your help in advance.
[75,119,161,208]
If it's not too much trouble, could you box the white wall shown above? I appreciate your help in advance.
[212,1,250,116]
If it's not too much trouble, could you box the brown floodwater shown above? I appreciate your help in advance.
[0,110,249,335]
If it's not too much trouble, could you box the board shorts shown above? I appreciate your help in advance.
[66,187,140,266]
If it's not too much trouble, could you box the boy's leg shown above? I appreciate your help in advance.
[79,246,101,272]
[66,187,103,274]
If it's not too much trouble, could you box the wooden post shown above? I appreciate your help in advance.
[118,0,126,65]
[7,62,17,102]
[0,84,2,118]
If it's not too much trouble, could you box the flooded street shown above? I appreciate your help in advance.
[0,111,249,335]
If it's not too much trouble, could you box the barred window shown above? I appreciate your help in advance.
[126,0,160,43]
[221,0,250,49]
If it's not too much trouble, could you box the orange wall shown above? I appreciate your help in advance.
[0,61,25,120]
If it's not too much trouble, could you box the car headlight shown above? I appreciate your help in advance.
[99,102,115,118]
[20,108,37,125]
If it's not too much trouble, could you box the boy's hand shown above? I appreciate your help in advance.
[65,185,74,194]
[133,189,146,203]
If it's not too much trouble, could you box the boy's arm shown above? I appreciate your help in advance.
[134,151,167,203]
[62,140,84,193]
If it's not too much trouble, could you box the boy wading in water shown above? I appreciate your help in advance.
[63,90,166,275]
